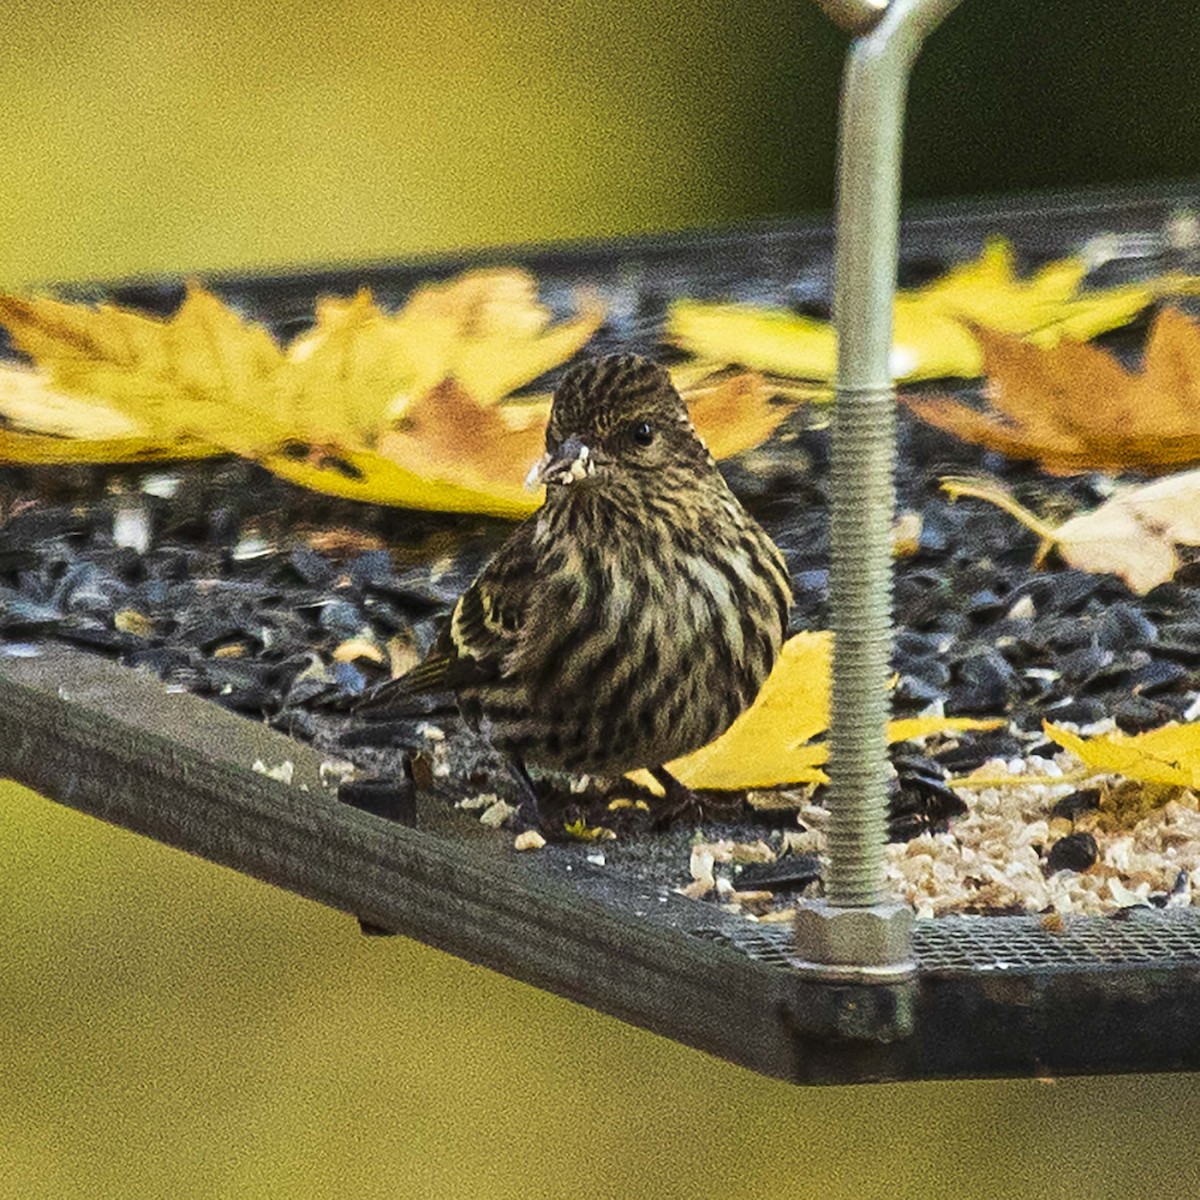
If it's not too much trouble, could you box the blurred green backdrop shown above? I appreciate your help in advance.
[3,1,1200,1196]
[2,0,1196,287]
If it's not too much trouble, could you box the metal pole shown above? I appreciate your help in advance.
[795,0,964,978]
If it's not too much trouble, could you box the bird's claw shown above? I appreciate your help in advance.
[648,767,743,827]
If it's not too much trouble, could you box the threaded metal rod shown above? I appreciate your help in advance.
[828,384,896,906]
[825,0,965,910]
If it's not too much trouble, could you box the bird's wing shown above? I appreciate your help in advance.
[357,520,537,707]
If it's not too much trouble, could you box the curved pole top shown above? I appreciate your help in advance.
[813,0,889,35]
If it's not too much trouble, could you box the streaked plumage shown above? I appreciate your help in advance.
[364,353,792,816]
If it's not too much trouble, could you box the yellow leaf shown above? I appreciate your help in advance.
[887,715,1003,743]
[668,301,838,381]
[629,631,1002,791]
[166,286,287,452]
[277,273,603,448]
[0,363,141,439]
[0,427,216,464]
[0,363,221,463]
[904,239,1152,349]
[668,631,833,789]
[333,637,386,666]
[667,238,1198,383]
[1046,721,1200,789]
[374,268,604,406]
[0,284,288,454]
[0,271,796,515]
[281,368,802,519]
[261,436,538,519]
[0,271,600,507]
[277,289,412,445]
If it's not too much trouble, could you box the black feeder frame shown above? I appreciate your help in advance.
[3,0,1200,1086]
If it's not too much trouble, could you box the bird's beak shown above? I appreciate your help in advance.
[525,435,593,489]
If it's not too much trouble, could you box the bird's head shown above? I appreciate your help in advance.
[527,354,712,490]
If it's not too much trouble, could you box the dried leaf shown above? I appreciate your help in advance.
[377,379,545,502]
[0,271,600,516]
[1052,470,1200,593]
[0,363,142,439]
[0,271,802,516]
[945,469,1200,594]
[280,289,427,446]
[630,632,1001,791]
[911,308,1200,474]
[667,238,1197,383]
[1046,721,1200,789]
[0,286,288,455]
[0,363,219,463]
[326,370,798,519]
[278,271,604,444]
[668,302,840,381]
[387,268,604,405]
[261,435,539,519]
[683,371,806,459]
[0,424,214,465]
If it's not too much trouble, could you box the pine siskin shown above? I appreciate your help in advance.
[361,353,793,822]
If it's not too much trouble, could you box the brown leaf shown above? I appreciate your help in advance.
[908,308,1200,474]
[376,378,546,498]
[684,371,798,459]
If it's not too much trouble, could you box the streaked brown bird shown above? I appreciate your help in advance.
[361,353,792,822]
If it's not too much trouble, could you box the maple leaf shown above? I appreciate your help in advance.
[392,268,605,405]
[911,308,1200,474]
[942,470,1200,595]
[680,369,810,459]
[0,363,219,463]
[1048,471,1200,593]
[0,269,807,517]
[269,368,802,518]
[0,270,602,515]
[277,270,605,448]
[666,238,1199,383]
[628,631,1000,792]
[0,286,288,456]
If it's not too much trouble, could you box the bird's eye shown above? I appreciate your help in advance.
[629,420,654,447]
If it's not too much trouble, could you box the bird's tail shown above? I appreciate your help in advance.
[353,653,454,717]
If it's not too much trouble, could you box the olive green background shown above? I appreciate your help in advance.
[2,0,1196,286]
[3,2,1200,1196]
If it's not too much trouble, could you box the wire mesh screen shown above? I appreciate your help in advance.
[695,911,1200,974]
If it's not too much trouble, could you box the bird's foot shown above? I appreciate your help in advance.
[504,756,547,830]
[648,767,743,828]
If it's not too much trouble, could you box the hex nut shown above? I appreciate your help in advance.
[793,899,915,967]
